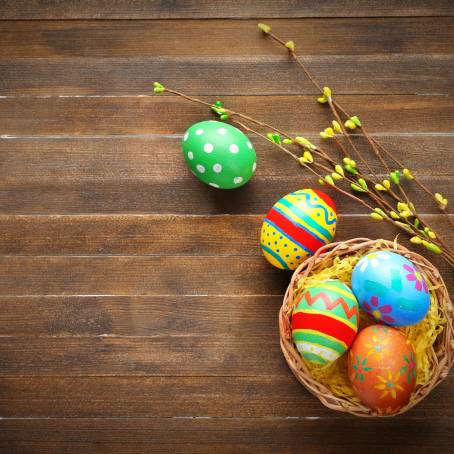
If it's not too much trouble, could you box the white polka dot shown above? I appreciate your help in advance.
[195,129,204,136]
[247,141,253,149]
[196,164,205,173]
[209,182,220,188]
[217,128,227,135]
[233,176,243,184]
[252,162,257,172]
[187,151,194,160]
[183,132,189,141]
[213,163,222,173]
[229,144,239,154]
[204,143,214,153]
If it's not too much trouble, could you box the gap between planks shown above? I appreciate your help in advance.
[3,132,454,139]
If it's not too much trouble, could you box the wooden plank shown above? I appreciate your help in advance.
[0,215,452,256]
[1,19,453,58]
[1,95,453,136]
[0,295,281,336]
[0,417,453,454]
[0,136,452,215]
[0,375,331,418]
[0,375,452,418]
[0,254,451,298]
[0,256,293,296]
[0,137,451,218]
[2,55,453,96]
[3,136,451,180]
[0,335,286,376]
[0,1,452,19]
[0,173,451,215]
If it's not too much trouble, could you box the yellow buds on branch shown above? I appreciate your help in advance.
[344,116,361,130]
[334,165,344,177]
[258,23,271,34]
[267,132,281,145]
[403,168,414,180]
[320,127,335,139]
[153,82,165,93]
[295,137,316,150]
[285,40,295,52]
[332,120,342,133]
[324,175,335,186]
[317,86,332,104]
[343,157,358,175]
[389,211,400,219]
[435,193,448,209]
[371,207,388,221]
[370,212,383,221]
[300,150,314,164]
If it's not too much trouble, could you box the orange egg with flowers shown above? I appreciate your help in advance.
[347,324,417,415]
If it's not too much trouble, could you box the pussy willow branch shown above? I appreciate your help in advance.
[230,119,392,216]
[164,88,292,141]
[263,27,451,223]
[263,32,425,226]
[260,25,454,263]
[156,86,454,266]
[233,116,453,266]
[170,88,417,223]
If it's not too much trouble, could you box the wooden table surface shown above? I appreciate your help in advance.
[0,1,453,452]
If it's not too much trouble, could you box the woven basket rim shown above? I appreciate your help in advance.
[279,237,454,417]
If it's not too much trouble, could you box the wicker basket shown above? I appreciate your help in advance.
[279,238,454,417]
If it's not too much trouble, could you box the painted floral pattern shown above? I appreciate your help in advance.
[400,352,417,383]
[403,264,428,293]
[348,325,416,414]
[365,333,391,361]
[375,370,404,399]
[362,295,395,324]
[351,355,372,382]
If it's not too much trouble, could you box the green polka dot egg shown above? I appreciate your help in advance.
[182,121,257,189]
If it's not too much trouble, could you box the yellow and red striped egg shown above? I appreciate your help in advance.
[260,189,337,270]
[291,279,359,365]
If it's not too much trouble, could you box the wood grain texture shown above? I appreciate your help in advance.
[0,335,286,376]
[0,173,451,215]
[0,375,452,418]
[0,215,452,256]
[2,55,453,96]
[0,254,451,297]
[1,417,454,454]
[2,95,454,136]
[1,1,453,19]
[0,136,452,214]
[0,256,292,296]
[1,2,454,452]
[0,295,280,336]
[2,136,452,180]
[2,19,453,58]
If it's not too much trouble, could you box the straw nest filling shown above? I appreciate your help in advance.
[279,238,454,417]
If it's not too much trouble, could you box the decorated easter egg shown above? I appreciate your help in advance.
[291,279,359,364]
[352,251,430,326]
[348,324,417,415]
[181,120,256,189]
[260,189,337,270]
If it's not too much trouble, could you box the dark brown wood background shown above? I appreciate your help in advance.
[0,1,453,452]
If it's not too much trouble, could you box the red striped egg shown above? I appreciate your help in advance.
[260,189,337,270]
[292,279,359,364]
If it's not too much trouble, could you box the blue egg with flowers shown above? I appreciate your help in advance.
[351,251,430,326]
